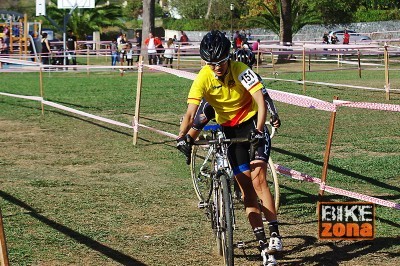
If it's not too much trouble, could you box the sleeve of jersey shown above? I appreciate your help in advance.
[238,68,263,95]
[187,78,203,106]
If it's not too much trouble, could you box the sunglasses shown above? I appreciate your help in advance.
[205,55,230,68]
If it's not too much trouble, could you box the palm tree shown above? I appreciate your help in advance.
[45,0,126,40]
[249,0,321,45]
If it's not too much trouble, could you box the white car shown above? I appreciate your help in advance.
[328,30,371,44]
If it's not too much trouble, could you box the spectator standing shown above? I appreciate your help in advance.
[110,38,118,66]
[179,31,189,45]
[118,33,128,64]
[252,39,262,64]
[330,33,338,44]
[322,32,329,44]
[163,38,175,68]
[41,32,51,65]
[66,30,78,65]
[135,31,142,62]
[126,42,134,69]
[144,32,161,65]
[0,37,8,55]
[343,30,350,44]
[155,36,164,65]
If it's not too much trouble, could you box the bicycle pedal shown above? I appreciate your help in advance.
[237,241,245,249]
[198,201,208,209]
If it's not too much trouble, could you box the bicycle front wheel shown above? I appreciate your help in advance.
[217,172,234,266]
[267,157,280,211]
[191,145,213,203]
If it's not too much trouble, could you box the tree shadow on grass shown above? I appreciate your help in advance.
[0,190,147,266]
[235,234,399,265]
[284,235,400,265]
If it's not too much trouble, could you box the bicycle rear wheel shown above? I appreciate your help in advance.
[191,145,213,202]
[267,157,280,211]
[217,172,234,266]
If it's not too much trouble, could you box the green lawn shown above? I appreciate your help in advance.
[0,63,399,265]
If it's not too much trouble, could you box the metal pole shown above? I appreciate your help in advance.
[230,3,234,43]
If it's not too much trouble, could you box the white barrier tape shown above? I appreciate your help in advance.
[143,64,197,80]
[0,92,43,101]
[267,88,337,112]
[0,58,42,66]
[264,77,385,92]
[334,100,400,112]
[137,123,178,139]
[320,182,326,191]
[275,164,400,210]
[42,101,134,129]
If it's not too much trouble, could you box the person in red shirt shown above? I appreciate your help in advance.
[343,30,350,44]
[144,32,162,65]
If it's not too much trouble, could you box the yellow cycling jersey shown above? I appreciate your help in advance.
[187,60,263,126]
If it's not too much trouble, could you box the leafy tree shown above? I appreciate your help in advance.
[122,0,143,19]
[248,0,321,42]
[305,0,360,24]
[169,0,208,19]
[44,0,126,40]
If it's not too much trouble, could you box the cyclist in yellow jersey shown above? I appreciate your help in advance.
[177,30,282,266]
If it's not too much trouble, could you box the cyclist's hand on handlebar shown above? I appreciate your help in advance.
[249,129,264,161]
[270,115,281,128]
[176,134,194,165]
[249,129,264,145]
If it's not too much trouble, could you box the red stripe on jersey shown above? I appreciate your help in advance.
[221,99,252,127]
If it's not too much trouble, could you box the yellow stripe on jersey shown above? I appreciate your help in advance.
[187,61,263,126]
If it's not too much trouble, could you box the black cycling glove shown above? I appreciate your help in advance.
[270,114,281,128]
[176,134,194,165]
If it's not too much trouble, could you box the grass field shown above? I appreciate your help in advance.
[0,61,399,265]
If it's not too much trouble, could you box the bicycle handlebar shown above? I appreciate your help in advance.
[193,137,249,146]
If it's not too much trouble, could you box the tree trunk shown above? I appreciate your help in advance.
[278,0,293,63]
[205,0,213,20]
[141,0,155,61]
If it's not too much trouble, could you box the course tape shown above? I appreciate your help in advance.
[275,164,400,210]
[334,100,400,112]
[267,89,336,112]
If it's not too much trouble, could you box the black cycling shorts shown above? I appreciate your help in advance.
[222,115,271,175]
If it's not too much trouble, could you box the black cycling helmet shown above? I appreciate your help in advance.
[233,48,256,67]
[200,30,231,63]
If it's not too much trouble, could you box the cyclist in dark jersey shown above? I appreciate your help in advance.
[177,31,282,266]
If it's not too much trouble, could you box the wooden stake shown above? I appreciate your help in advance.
[302,45,306,94]
[318,96,338,202]
[384,43,390,100]
[271,49,275,77]
[358,49,361,78]
[133,56,144,145]
[39,67,44,115]
[0,207,10,266]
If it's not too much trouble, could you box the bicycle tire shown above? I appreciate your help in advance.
[267,157,280,211]
[191,145,213,203]
[218,172,234,266]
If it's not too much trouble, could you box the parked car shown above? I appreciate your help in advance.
[328,30,371,44]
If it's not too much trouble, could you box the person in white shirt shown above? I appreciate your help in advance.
[163,38,175,68]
